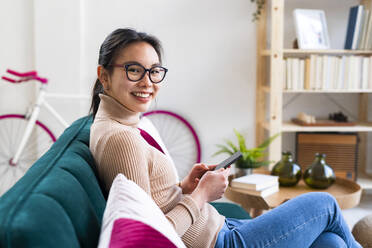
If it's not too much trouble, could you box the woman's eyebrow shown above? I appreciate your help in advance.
[120,61,161,67]
[121,61,140,65]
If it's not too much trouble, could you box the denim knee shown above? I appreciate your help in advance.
[310,232,347,248]
[303,192,337,207]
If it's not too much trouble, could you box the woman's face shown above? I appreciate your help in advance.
[100,41,161,113]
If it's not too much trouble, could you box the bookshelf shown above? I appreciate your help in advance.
[255,0,372,188]
[262,49,372,56]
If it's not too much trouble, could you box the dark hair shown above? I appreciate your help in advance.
[89,28,163,119]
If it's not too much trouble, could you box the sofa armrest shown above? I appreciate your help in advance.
[209,202,251,219]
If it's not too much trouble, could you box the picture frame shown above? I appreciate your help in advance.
[293,9,330,49]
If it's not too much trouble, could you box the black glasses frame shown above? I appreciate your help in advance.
[112,63,168,84]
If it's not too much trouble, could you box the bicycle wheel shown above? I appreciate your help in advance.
[143,110,201,180]
[0,114,56,195]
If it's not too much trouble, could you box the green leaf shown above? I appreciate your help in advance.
[233,129,247,153]
[225,139,239,153]
[212,145,234,157]
[258,133,280,149]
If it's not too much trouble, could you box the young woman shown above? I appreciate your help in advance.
[89,28,361,248]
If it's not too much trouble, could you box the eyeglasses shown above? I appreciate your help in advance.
[112,63,168,84]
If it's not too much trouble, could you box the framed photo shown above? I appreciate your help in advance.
[293,9,330,49]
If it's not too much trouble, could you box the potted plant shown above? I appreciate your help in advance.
[213,129,279,177]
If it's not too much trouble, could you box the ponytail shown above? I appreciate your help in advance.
[90,79,104,119]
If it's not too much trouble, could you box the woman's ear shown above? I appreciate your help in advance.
[97,65,110,91]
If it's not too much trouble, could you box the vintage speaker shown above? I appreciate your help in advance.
[295,132,359,181]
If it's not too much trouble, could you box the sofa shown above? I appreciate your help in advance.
[0,115,250,248]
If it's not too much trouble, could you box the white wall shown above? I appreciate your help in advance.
[33,0,86,136]
[0,0,371,171]
[83,0,256,165]
[0,0,35,114]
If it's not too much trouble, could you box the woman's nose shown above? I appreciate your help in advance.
[140,72,152,87]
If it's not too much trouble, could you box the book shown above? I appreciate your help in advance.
[299,59,305,90]
[332,56,340,89]
[354,56,363,89]
[309,55,316,89]
[362,57,369,89]
[315,55,323,89]
[357,9,368,49]
[365,10,372,49]
[292,58,299,90]
[284,59,288,89]
[231,174,278,191]
[286,58,292,90]
[337,56,346,89]
[322,56,330,89]
[359,10,370,49]
[304,57,311,90]
[345,5,364,49]
[369,56,372,89]
[343,56,351,89]
[230,184,279,197]
[352,6,364,49]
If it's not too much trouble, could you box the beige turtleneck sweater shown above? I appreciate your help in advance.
[90,94,225,248]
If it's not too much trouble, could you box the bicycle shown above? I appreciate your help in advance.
[0,69,89,195]
[142,110,201,180]
[0,69,202,195]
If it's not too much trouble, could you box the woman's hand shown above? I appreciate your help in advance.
[190,167,230,209]
[180,163,216,194]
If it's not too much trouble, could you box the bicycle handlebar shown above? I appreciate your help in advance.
[2,69,48,84]
[7,69,37,77]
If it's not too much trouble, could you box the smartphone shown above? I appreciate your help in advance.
[214,151,242,170]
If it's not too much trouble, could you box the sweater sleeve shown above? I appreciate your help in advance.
[165,194,201,236]
[99,130,151,194]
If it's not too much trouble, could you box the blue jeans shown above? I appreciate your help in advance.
[215,192,361,248]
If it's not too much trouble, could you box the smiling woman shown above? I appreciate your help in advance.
[88,28,362,248]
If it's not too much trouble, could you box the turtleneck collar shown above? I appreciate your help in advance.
[95,93,141,127]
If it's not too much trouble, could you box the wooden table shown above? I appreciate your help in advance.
[225,176,362,218]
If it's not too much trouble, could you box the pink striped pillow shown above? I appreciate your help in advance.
[97,174,185,248]
[109,218,177,248]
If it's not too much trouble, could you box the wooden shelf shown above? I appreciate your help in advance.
[261,49,372,56]
[283,89,372,93]
[281,122,372,133]
[262,121,372,133]
[263,87,372,93]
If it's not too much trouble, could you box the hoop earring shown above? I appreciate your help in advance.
[149,97,158,111]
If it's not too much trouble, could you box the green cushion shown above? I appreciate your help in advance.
[210,202,251,219]
[0,115,106,248]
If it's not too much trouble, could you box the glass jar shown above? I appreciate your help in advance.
[303,153,336,189]
[271,151,302,187]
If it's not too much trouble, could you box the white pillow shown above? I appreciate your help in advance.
[98,173,186,248]
[138,116,179,181]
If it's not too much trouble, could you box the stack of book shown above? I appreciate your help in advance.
[284,55,372,91]
[230,174,279,197]
[344,5,372,50]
